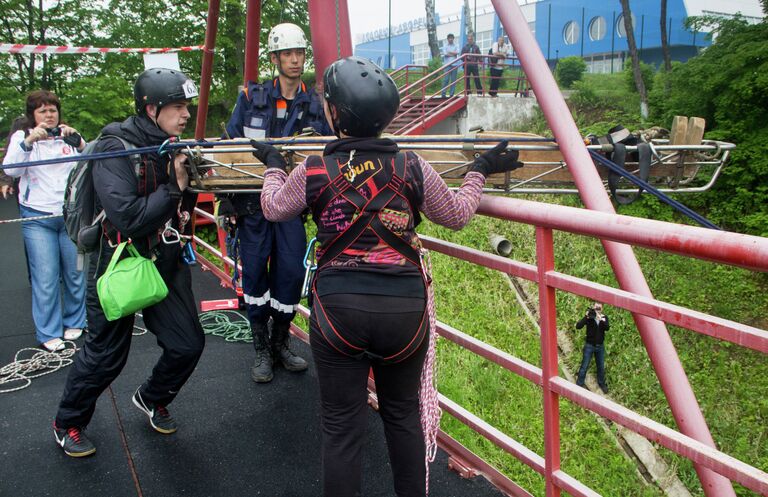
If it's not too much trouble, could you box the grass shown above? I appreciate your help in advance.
[415,194,767,496]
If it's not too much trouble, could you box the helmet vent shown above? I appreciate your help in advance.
[361,71,368,77]
[378,80,383,86]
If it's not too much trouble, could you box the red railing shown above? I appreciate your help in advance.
[389,64,428,90]
[192,196,768,496]
[387,54,530,135]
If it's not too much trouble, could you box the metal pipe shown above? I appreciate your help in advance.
[243,0,261,84]
[490,1,736,495]
[194,0,221,140]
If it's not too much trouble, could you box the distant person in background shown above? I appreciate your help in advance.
[2,91,87,352]
[488,35,509,97]
[0,167,13,199]
[461,33,483,96]
[440,33,460,98]
[575,302,610,393]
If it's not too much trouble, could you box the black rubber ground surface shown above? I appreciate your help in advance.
[0,197,505,497]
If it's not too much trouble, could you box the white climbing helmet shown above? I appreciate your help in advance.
[267,23,308,53]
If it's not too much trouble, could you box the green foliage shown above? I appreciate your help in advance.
[649,17,768,235]
[554,56,587,89]
[565,74,643,135]
[0,0,311,139]
[622,58,655,94]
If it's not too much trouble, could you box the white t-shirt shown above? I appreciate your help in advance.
[2,130,81,214]
[491,42,509,68]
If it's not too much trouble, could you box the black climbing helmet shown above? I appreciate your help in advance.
[323,56,400,137]
[134,68,199,115]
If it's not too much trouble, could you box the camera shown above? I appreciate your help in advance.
[46,127,61,137]
[587,308,597,318]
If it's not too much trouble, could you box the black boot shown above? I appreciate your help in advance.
[251,320,274,383]
[271,321,308,372]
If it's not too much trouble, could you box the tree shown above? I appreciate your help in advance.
[660,0,672,73]
[425,0,440,60]
[462,0,473,38]
[619,0,649,119]
[653,16,768,235]
[555,56,587,88]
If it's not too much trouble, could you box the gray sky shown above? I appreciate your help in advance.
[347,0,467,41]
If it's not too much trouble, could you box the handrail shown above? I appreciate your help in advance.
[417,195,768,496]
[193,196,768,496]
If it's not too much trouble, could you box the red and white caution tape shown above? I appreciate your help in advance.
[0,43,206,55]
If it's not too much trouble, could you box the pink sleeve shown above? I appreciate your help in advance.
[260,163,308,221]
[417,154,485,230]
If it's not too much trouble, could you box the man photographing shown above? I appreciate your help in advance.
[575,302,610,393]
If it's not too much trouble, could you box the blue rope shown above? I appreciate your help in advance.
[1,136,553,171]
[588,150,720,230]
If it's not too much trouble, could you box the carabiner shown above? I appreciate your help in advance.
[301,238,318,299]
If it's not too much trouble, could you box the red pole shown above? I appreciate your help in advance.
[490,1,736,495]
[194,0,221,140]
[308,0,353,90]
[243,0,261,85]
[536,226,561,497]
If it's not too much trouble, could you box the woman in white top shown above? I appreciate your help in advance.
[2,90,87,351]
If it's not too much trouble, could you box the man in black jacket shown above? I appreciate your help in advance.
[575,302,610,393]
[53,68,205,457]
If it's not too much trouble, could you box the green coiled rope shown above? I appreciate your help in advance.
[199,310,253,343]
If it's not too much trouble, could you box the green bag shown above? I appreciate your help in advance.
[97,241,169,321]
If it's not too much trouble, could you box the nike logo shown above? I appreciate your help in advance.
[54,431,66,447]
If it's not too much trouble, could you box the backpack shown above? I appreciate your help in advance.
[63,135,141,253]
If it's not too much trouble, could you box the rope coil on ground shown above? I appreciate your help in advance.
[0,341,77,394]
[199,310,252,342]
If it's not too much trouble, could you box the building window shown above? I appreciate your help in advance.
[563,21,579,45]
[589,16,606,41]
[411,42,430,66]
[616,13,635,38]
[475,30,493,54]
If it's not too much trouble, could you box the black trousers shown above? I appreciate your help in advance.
[465,64,483,94]
[310,293,428,497]
[489,67,504,95]
[55,243,205,428]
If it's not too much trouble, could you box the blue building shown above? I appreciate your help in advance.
[353,0,763,72]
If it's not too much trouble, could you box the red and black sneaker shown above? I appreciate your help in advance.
[53,423,96,457]
[132,388,177,434]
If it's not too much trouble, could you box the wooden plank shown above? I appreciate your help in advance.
[669,116,689,145]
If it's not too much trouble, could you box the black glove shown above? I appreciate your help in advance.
[250,140,288,171]
[63,132,83,149]
[470,140,524,176]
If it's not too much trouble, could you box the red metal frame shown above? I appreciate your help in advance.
[194,0,220,140]
[243,0,261,85]
[308,0,352,89]
[491,1,737,494]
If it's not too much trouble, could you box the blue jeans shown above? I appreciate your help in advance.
[576,343,606,389]
[20,205,86,344]
[441,65,458,97]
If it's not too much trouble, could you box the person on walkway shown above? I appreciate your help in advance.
[488,35,509,97]
[53,68,205,457]
[461,33,483,96]
[440,33,460,98]
[575,302,610,393]
[258,56,523,497]
[2,91,87,352]
[223,22,330,383]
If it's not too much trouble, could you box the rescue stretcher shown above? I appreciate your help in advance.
[182,130,735,196]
